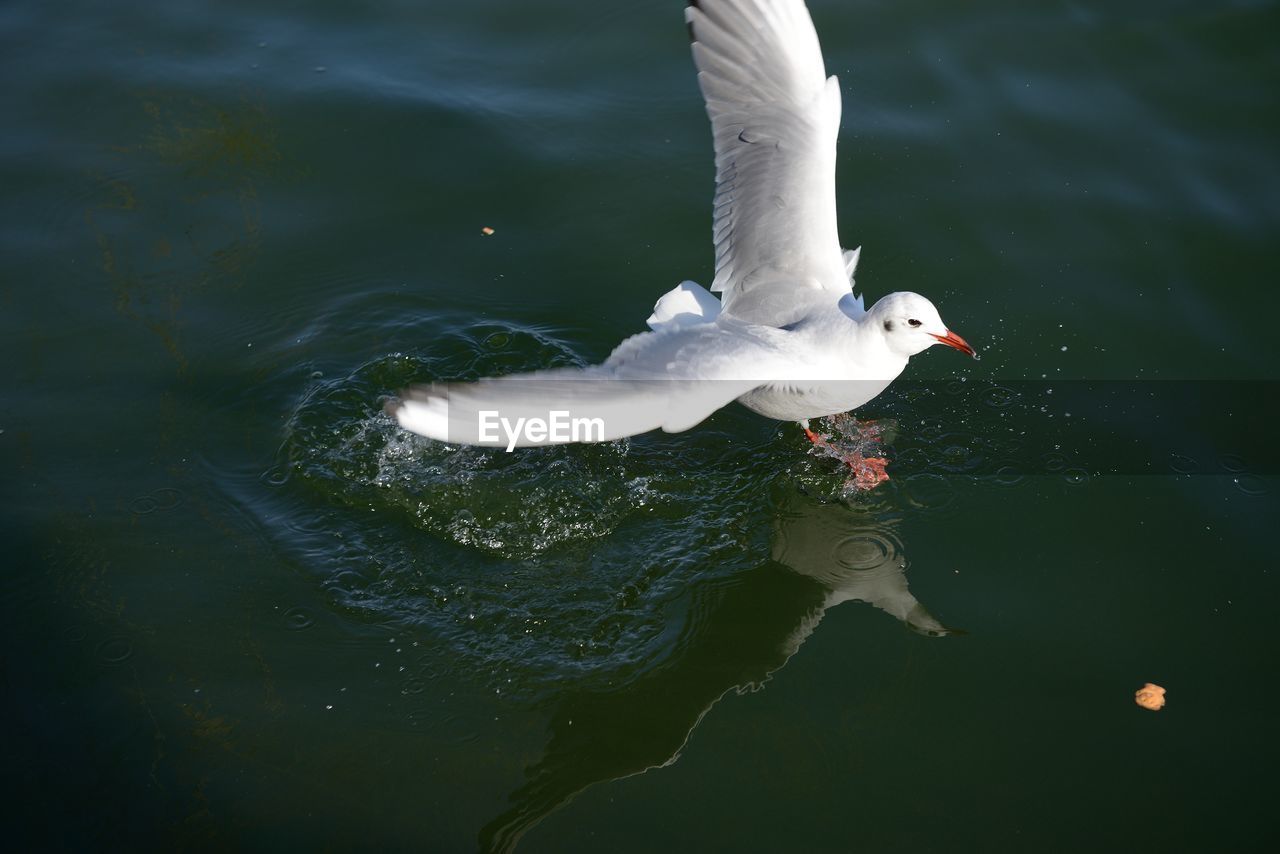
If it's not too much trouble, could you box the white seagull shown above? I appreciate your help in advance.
[387,0,974,451]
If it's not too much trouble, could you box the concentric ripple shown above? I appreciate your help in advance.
[833,530,899,572]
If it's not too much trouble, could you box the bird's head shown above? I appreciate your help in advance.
[867,291,975,359]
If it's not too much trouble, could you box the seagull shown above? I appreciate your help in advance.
[386,0,974,453]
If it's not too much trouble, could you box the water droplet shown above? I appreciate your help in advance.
[1063,468,1090,485]
[1232,475,1268,496]
[982,385,1017,409]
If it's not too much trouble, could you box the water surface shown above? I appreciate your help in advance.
[3,0,1278,850]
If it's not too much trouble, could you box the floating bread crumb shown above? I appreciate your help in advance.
[1135,682,1166,711]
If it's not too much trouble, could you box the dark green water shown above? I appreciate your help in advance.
[4,0,1278,850]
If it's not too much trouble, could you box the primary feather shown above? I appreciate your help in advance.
[688,0,850,327]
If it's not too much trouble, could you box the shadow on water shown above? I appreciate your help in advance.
[478,486,956,854]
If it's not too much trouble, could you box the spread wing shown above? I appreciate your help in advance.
[387,322,792,447]
[687,0,850,326]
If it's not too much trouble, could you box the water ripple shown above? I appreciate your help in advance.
[993,463,1025,488]
[1231,475,1268,497]
[95,637,134,665]
[833,530,900,572]
[899,472,959,511]
[1063,467,1091,486]
[283,606,314,630]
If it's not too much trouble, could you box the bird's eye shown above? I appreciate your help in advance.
[907,318,922,328]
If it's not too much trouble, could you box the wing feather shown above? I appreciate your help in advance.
[387,323,790,447]
[687,0,849,326]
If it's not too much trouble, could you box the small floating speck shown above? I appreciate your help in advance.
[314,66,327,73]
[481,226,495,236]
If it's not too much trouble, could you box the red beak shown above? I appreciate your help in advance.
[930,330,976,358]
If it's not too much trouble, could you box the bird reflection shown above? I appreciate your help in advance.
[479,490,957,853]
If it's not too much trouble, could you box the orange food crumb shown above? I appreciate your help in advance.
[481,226,495,236]
[1135,682,1166,711]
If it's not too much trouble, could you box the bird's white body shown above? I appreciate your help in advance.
[642,274,902,422]
[388,0,974,448]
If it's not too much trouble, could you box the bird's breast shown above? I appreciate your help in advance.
[736,378,894,421]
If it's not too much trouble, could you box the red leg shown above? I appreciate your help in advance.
[803,417,891,491]
[847,454,890,491]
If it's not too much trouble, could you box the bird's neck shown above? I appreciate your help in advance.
[850,312,909,380]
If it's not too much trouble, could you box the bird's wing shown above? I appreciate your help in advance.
[687,0,849,327]
[388,324,788,447]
